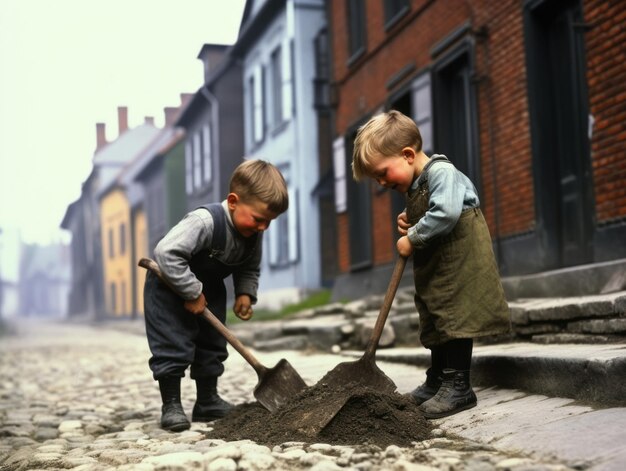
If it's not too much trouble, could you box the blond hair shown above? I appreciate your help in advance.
[230,159,289,214]
[352,110,422,181]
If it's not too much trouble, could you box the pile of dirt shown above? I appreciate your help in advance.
[209,382,432,448]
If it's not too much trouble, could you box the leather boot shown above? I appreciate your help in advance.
[158,377,190,432]
[406,368,442,405]
[192,377,233,422]
[419,369,477,419]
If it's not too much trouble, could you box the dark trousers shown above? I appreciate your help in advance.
[144,271,228,380]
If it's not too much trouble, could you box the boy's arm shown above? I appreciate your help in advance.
[232,237,262,304]
[407,164,464,248]
[153,211,213,300]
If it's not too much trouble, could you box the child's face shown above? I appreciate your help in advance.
[369,149,416,193]
[227,194,278,238]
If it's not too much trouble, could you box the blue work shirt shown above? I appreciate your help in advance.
[407,154,480,248]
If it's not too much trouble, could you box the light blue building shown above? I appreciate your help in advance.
[233,0,327,308]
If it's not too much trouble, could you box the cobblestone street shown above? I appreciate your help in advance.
[0,320,616,470]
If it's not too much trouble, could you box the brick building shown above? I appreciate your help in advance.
[327,0,625,298]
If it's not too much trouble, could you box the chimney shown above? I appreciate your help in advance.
[118,106,128,135]
[180,93,194,108]
[197,44,228,83]
[96,123,107,150]
[164,107,179,127]
[144,116,155,126]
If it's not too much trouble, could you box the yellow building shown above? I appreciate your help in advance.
[99,186,149,317]
[100,188,133,317]
[133,207,148,315]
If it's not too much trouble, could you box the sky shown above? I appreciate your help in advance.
[0,0,246,246]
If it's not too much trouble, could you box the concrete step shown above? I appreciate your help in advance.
[230,289,626,351]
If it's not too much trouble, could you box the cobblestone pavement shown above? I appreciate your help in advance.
[0,320,593,470]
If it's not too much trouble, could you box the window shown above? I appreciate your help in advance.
[333,137,347,212]
[271,46,283,127]
[247,75,255,148]
[110,282,117,314]
[346,0,366,61]
[284,39,294,120]
[412,73,433,154]
[250,65,266,145]
[202,124,212,183]
[273,203,290,266]
[269,166,298,266]
[384,0,409,28]
[314,29,331,108]
[121,281,127,315]
[193,132,202,189]
[108,228,114,258]
[119,222,126,255]
[185,141,193,194]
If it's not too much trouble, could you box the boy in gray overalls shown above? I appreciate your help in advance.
[352,110,510,419]
[144,160,288,431]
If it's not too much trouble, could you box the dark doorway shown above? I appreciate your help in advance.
[345,130,373,270]
[432,44,480,187]
[524,0,594,267]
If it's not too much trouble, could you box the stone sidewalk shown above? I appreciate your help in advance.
[1,319,625,470]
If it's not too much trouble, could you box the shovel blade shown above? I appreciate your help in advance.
[292,357,397,435]
[253,358,307,413]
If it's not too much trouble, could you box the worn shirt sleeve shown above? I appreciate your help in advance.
[153,210,213,300]
[232,236,262,304]
[408,163,465,248]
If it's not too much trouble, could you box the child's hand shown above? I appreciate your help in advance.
[397,235,414,257]
[184,293,207,315]
[234,295,253,321]
[397,211,411,235]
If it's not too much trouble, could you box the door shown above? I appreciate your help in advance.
[433,43,481,188]
[525,0,594,267]
[345,131,373,270]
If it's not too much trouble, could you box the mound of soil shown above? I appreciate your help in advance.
[209,382,432,448]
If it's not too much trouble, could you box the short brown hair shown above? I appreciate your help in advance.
[352,110,422,180]
[230,159,289,214]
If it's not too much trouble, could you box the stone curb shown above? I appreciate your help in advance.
[340,343,626,407]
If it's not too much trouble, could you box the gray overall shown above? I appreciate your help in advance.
[144,203,259,380]
[406,156,511,348]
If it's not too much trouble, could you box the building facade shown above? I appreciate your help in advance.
[328,0,626,299]
[233,0,327,308]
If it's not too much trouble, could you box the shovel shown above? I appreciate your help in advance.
[138,257,307,413]
[294,255,408,435]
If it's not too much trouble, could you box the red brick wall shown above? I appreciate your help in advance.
[585,1,626,222]
[337,213,350,273]
[372,188,394,265]
[331,0,626,273]
[470,1,535,237]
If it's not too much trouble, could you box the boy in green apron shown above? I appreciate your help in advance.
[352,110,510,419]
[144,160,288,431]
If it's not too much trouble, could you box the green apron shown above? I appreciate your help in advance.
[406,156,511,347]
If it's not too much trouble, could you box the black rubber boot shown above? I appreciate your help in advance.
[419,369,477,419]
[406,368,443,405]
[192,377,233,422]
[158,377,191,432]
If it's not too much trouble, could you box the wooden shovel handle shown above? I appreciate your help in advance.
[364,256,407,360]
[138,258,267,375]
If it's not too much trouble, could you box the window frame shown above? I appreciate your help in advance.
[383,0,410,30]
[119,222,126,255]
[346,0,367,65]
[202,124,212,184]
[270,45,284,129]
